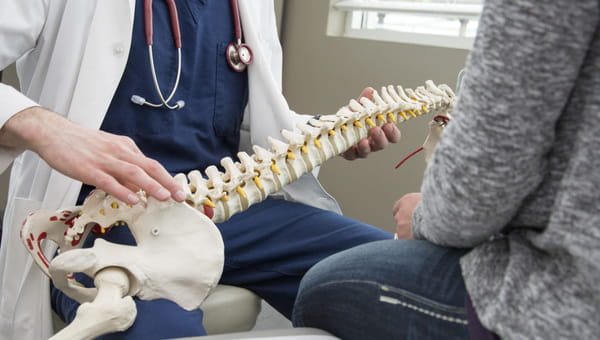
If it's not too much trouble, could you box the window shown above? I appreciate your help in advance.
[328,0,483,50]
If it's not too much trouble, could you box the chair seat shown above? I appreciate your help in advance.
[202,285,262,335]
[170,327,340,340]
[52,284,262,335]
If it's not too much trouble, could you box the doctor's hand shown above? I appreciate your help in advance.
[341,87,401,160]
[392,192,422,239]
[0,106,186,205]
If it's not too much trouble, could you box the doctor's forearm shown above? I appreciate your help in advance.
[0,105,55,150]
[0,105,185,205]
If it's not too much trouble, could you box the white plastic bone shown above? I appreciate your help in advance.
[348,98,366,113]
[50,267,136,340]
[21,189,224,311]
[267,136,290,155]
[20,81,456,340]
[371,91,389,111]
[281,129,306,146]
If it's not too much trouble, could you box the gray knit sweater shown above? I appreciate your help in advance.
[412,0,600,339]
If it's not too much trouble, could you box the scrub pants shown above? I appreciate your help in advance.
[51,197,391,339]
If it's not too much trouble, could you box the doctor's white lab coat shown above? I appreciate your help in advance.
[0,1,340,338]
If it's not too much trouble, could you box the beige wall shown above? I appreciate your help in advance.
[280,0,469,232]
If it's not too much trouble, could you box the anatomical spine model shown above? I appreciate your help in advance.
[20,81,455,340]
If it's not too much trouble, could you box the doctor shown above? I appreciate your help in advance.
[0,0,399,339]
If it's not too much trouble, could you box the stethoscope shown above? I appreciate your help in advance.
[131,0,254,110]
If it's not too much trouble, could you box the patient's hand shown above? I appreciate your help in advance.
[393,193,422,239]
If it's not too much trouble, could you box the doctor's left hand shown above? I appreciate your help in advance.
[341,87,401,160]
[0,106,186,205]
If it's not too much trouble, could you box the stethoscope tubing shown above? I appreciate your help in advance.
[147,45,183,109]
[230,0,243,45]
[132,0,252,110]
[144,0,181,48]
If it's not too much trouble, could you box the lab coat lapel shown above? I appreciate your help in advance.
[238,0,295,149]
[67,0,135,130]
[42,0,135,207]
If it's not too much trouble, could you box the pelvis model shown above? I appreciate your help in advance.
[20,81,455,340]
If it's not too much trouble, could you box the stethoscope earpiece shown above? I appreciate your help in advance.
[131,95,185,110]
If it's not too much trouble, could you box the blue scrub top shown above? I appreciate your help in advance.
[79,0,248,202]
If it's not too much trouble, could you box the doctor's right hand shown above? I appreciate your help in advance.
[0,106,185,205]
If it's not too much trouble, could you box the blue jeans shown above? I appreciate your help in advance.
[51,198,391,339]
[292,239,469,340]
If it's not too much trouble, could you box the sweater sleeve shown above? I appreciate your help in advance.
[412,0,599,247]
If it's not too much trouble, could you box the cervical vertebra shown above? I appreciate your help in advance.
[20,81,455,340]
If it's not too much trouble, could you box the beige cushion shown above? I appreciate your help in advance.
[52,285,262,335]
[171,327,340,340]
[202,285,262,335]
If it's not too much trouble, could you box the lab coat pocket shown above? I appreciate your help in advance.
[213,42,249,137]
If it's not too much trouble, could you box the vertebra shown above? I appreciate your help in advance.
[175,81,455,223]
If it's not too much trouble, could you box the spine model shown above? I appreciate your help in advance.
[19,81,455,340]
[175,80,455,223]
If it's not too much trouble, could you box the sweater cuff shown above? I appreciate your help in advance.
[411,203,426,240]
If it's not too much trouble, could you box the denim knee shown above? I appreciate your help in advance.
[293,239,469,340]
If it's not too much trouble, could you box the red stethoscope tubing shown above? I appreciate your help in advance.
[134,0,252,109]
[144,0,251,66]
[144,0,181,48]
[230,0,242,44]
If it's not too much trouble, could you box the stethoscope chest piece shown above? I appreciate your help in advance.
[226,42,253,72]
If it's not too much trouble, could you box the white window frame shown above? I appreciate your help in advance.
[327,0,483,50]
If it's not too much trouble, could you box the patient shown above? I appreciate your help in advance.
[292,0,600,339]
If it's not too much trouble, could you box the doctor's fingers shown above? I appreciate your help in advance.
[61,133,182,204]
[340,124,401,160]
[337,87,376,160]
[340,139,370,160]
[89,133,186,203]
[357,87,375,101]
[382,123,401,143]
[86,158,181,205]
[367,124,401,152]
[108,154,186,203]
